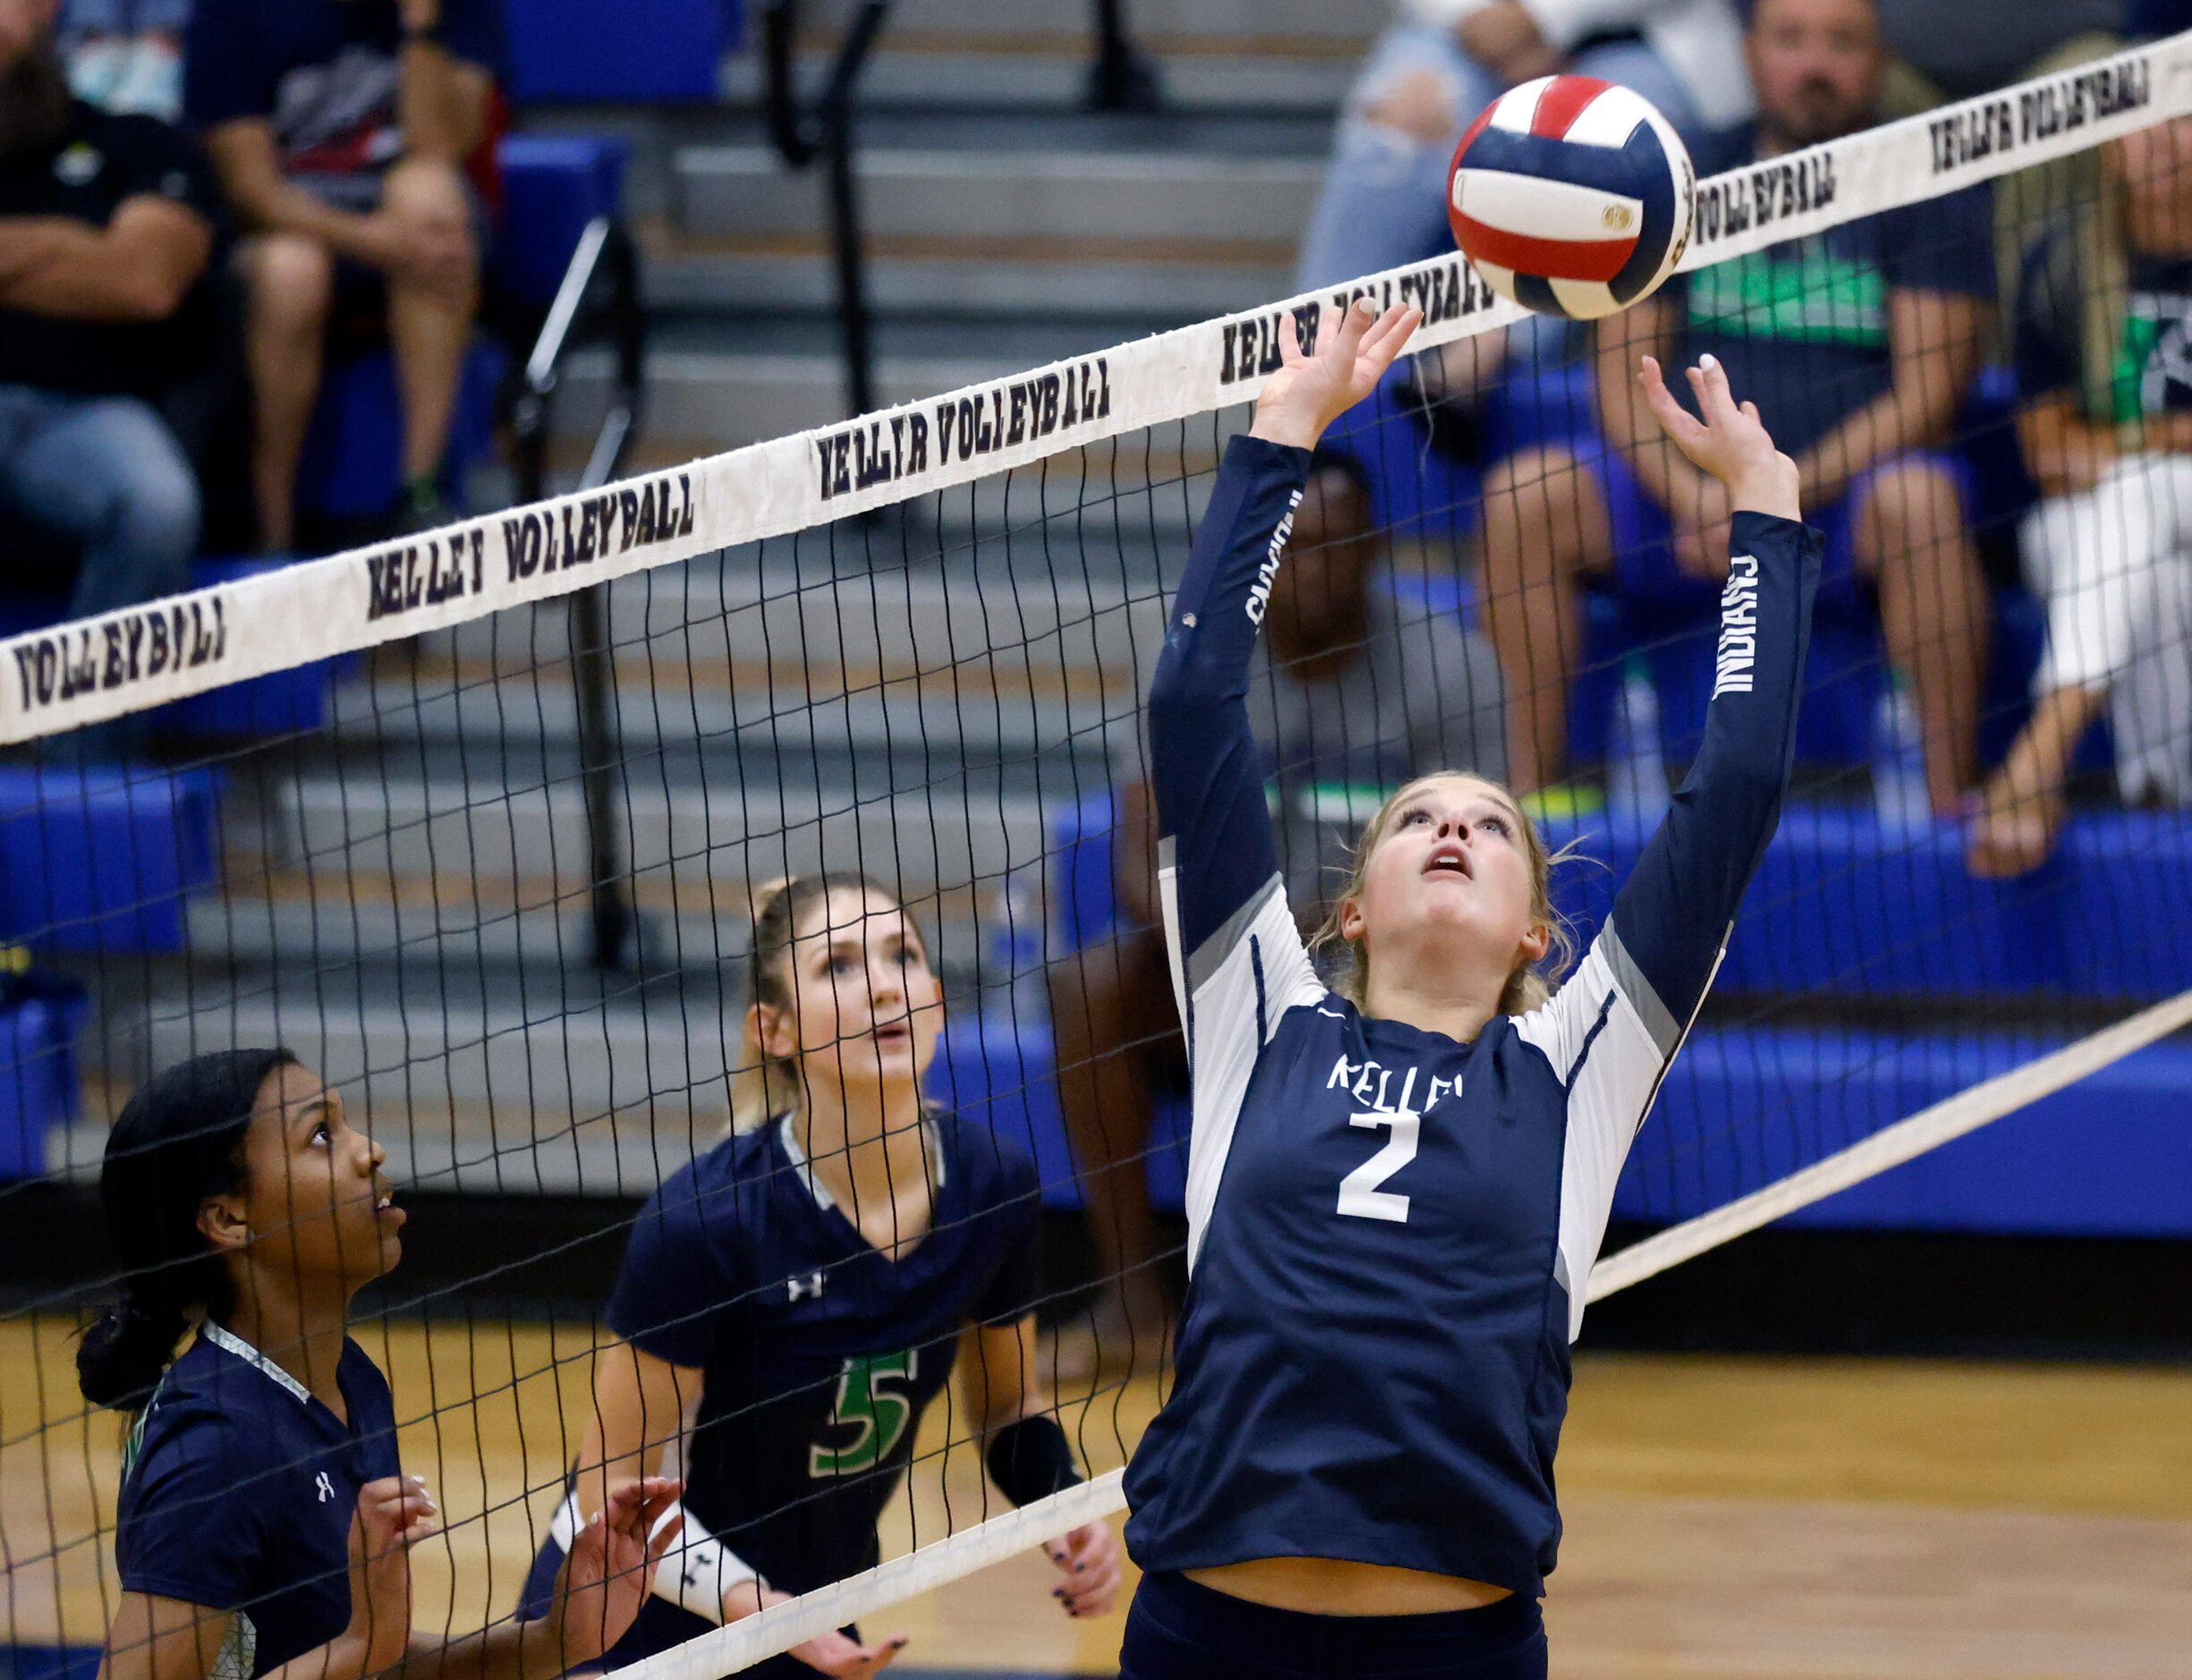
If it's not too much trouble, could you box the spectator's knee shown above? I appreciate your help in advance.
[1482,448,1582,552]
[1359,66,1459,147]
[383,158,480,253]
[1865,462,1972,573]
[245,233,335,335]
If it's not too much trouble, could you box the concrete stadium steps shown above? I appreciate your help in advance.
[143,976,741,1162]
[188,880,995,985]
[325,667,1136,768]
[640,232,1295,320]
[717,0,1372,113]
[258,771,1057,910]
[674,147,1323,247]
[556,318,1256,454]
[400,540,1183,689]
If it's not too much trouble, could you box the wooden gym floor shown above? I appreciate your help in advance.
[4,1315,2188,1678]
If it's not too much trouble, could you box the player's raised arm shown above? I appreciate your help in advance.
[1610,353,1818,1031]
[1146,299,1420,1031]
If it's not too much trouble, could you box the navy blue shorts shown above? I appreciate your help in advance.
[518,1535,838,1680]
[1119,1571,1548,1679]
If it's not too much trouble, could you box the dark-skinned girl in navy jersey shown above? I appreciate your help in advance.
[1117,298,1820,1679]
[79,1049,683,1680]
[519,873,1122,1680]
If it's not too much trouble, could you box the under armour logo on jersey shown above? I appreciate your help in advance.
[314,1472,335,1504]
[787,1272,826,1302]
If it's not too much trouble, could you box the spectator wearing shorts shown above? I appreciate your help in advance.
[1970,114,2192,878]
[183,0,500,550]
[1047,453,1508,1379]
[0,0,214,631]
[1480,0,1993,811]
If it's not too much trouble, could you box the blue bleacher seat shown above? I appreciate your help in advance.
[934,1006,2192,1237]
[1627,1030,2192,1237]
[930,1014,1189,1214]
[0,767,218,955]
[504,0,735,103]
[0,988,86,1178]
[495,134,632,306]
[1539,803,2192,1001]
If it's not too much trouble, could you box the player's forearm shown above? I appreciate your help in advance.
[402,1608,617,1680]
[264,1631,375,1680]
[1151,434,1308,716]
[1611,513,1819,1018]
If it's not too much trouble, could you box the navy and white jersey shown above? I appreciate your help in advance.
[599,1112,1042,1596]
[115,1324,402,1679]
[1123,435,1819,1597]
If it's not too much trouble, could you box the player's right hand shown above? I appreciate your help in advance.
[787,1627,909,1677]
[346,1476,435,1672]
[1250,297,1423,453]
[740,1582,909,1677]
[1638,353,1800,524]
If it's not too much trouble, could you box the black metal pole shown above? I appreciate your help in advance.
[1088,0,1162,112]
[824,110,876,419]
[568,584,630,971]
[514,218,646,972]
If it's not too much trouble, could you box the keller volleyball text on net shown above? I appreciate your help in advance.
[0,35,2186,750]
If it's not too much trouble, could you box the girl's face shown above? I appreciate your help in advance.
[757,888,945,1099]
[209,1064,403,1295]
[1341,774,1547,988]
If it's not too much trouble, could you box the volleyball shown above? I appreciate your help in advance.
[1447,74,1695,321]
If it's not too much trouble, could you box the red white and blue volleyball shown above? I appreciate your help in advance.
[1447,75,1695,321]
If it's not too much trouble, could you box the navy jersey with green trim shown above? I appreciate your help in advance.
[601,1113,1042,1597]
[1122,434,1820,1597]
[114,1327,402,1678]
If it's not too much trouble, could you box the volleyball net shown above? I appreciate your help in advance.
[4,31,2192,1676]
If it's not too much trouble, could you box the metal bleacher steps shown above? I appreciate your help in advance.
[719,0,1371,114]
[16,6,1364,1192]
[539,0,1368,459]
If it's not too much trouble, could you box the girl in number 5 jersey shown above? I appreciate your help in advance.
[1119,299,1820,1678]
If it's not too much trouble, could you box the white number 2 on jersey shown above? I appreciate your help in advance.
[1336,1110,1421,1223]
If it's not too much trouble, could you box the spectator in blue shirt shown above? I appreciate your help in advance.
[1479,0,1993,812]
[0,0,213,636]
[183,0,501,549]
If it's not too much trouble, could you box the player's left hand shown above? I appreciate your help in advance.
[551,1476,685,1664]
[1043,1520,1122,1619]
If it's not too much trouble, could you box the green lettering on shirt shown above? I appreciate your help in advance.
[1687,248,1888,346]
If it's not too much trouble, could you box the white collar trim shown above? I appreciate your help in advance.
[776,1113,946,1215]
[200,1320,313,1407]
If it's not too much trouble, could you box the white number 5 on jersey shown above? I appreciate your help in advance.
[1337,1110,1421,1223]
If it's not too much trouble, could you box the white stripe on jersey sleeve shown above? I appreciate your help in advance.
[1158,846,1323,1270]
[1513,915,1698,1341]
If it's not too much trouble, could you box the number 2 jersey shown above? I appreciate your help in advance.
[586,1111,1042,1597]
[1122,435,1820,1598]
